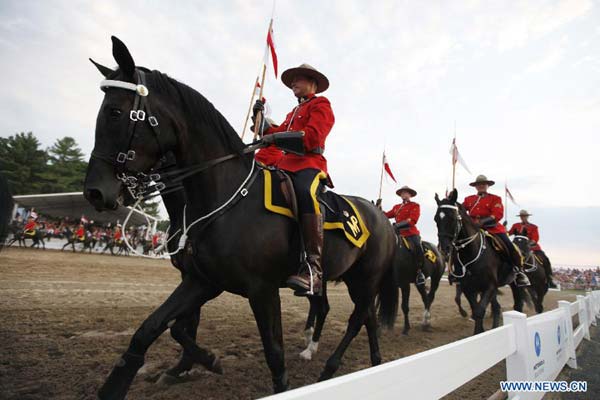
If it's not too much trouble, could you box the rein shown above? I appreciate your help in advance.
[438,204,487,278]
[513,235,538,272]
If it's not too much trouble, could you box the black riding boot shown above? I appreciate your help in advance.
[498,233,530,287]
[410,235,426,286]
[287,214,323,296]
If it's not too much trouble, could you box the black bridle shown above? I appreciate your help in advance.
[91,68,264,201]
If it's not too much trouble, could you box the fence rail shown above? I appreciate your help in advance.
[263,290,600,400]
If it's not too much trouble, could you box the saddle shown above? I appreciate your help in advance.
[263,169,370,248]
[398,238,437,264]
[482,231,522,267]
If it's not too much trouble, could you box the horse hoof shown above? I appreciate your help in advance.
[402,330,409,336]
[299,349,312,361]
[209,357,223,375]
[459,310,468,318]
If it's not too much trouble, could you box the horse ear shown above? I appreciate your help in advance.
[111,36,135,79]
[435,193,441,205]
[89,58,114,78]
[449,188,458,203]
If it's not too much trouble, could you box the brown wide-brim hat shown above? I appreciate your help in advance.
[469,174,495,187]
[517,209,532,217]
[396,185,417,197]
[281,63,329,94]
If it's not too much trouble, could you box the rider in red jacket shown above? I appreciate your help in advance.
[253,64,334,296]
[463,175,530,287]
[509,209,556,288]
[385,185,426,285]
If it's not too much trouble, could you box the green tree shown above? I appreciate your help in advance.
[41,137,87,193]
[0,132,48,195]
[140,198,160,218]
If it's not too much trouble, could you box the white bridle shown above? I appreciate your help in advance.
[437,204,486,277]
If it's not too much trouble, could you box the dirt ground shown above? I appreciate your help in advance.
[0,247,581,400]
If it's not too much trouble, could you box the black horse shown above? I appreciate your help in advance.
[83,37,398,399]
[395,240,446,335]
[23,228,46,249]
[513,233,548,313]
[434,189,529,334]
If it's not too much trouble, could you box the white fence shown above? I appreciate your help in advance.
[263,291,600,400]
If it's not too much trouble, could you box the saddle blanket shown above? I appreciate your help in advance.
[263,169,370,248]
[398,237,438,263]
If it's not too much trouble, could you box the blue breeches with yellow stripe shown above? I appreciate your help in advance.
[288,168,327,215]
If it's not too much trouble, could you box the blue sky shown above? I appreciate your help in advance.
[0,0,598,265]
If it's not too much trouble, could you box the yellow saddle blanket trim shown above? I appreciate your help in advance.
[263,169,370,248]
[424,248,437,263]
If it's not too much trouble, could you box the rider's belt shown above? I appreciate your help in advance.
[284,147,324,155]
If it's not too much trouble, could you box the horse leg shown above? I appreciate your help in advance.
[400,282,411,335]
[463,290,482,334]
[364,305,382,367]
[300,285,329,361]
[249,289,288,393]
[318,300,369,381]
[415,280,430,330]
[455,284,468,318]
[490,290,501,328]
[473,286,495,334]
[163,287,224,379]
[510,283,524,312]
[97,277,209,400]
[303,298,317,347]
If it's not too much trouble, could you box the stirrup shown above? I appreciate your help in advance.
[416,271,426,286]
[515,272,531,287]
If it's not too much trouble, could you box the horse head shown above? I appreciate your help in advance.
[512,230,532,258]
[85,36,179,211]
[434,188,462,258]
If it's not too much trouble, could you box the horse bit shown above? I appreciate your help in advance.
[438,204,486,277]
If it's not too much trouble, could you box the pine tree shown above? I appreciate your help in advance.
[0,132,48,194]
[42,137,87,193]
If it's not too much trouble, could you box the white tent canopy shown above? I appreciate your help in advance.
[13,192,158,227]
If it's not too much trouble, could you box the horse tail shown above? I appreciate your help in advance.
[377,256,399,330]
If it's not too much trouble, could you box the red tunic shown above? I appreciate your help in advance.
[24,221,36,231]
[114,231,122,241]
[76,227,85,238]
[463,193,506,234]
[384,201,420,237]
[265,93,335,174]
[255,145,283,166]
[509,222,542,251]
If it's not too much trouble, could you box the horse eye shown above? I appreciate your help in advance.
[110,108,123,118]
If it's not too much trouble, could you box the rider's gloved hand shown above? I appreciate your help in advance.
[252,99,265,118]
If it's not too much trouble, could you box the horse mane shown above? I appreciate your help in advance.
[147,69,246,158]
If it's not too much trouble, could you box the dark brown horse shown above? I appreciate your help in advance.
[512,233,548,313]
[394,240,446,334]
[434,189,529,334]
[84,36,398,399]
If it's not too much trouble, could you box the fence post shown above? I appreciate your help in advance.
[558,300,577,369]
[576,295,590,340]
[586,293,596,327]
[504,310,530,398]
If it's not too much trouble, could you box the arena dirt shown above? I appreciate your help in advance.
[0,248,578,399]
